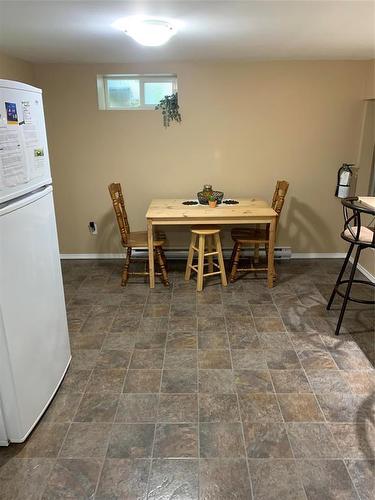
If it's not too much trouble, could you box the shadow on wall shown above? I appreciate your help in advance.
[286,196,336,253]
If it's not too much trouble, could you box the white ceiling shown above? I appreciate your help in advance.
[0,0,374,64]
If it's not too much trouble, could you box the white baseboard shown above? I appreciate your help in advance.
[292,253,346,259]
[61,250,347,260]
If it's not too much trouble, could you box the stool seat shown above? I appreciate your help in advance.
[185,226,227,291]
[191,225,221,235]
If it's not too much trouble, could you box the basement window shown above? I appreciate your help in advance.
[97,74,177,110]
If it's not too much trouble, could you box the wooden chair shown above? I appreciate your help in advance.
[185,225,227,292]
[229,180,289,282]
[108,183,169,286]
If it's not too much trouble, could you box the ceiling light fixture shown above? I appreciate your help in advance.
[112,16,177,47]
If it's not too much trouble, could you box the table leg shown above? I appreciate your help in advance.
[147,219,155,288]
[267,217,276,288]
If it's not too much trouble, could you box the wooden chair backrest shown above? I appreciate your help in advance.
[271,180,289,218]
[108,182,130,246]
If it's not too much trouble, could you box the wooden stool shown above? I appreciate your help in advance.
[185,225,227,291]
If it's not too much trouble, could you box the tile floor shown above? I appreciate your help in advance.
[0,258,374,499]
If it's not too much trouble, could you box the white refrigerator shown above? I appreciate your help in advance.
[0,79,71,445]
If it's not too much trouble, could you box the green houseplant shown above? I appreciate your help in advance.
[208,194,217,208]
[155,92,181,128]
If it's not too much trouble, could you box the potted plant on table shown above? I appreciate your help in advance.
[208,195,217,208]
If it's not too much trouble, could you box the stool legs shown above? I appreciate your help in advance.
[185,233,197,281]
[327,243,354,310]
[334,245,361,336]
[197,234,205,292]
[207,235,214,273]
[155,247,170,286]
[214,233,227,287]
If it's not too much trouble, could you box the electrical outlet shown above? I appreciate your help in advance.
[88,221,97,235]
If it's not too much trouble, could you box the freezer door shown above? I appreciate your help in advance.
[0,185,70,442]
[0,79,52,204]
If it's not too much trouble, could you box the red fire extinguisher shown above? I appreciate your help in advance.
[335,163,354,198]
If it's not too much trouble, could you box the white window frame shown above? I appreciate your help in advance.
[97,74,178,110]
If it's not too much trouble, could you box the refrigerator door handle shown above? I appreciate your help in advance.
[0,185,53,216]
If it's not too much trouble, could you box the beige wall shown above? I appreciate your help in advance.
[32,60,372,256]
[0,52,34,84]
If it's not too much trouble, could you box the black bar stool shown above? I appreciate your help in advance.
[327,197,375,335]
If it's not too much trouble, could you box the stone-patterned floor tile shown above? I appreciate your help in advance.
[107,423,155,458]
[170,303,197,317]
[254,317,286,333]
[59,422,111,458]
[18,423,69,458]
[161,369,197,393]
[70,349,99,370]
[330,349,374,371]
[74,392,119,422]
[199,394,240,422]
[129,349,164,369]
[226,316,256,333]
[243,422,293,458]
[298,349,338,370]
[95,458,150,499]
[153,423,198,458]
[69,332,105,350]
[139,317,169,333]
[297,459,359,500]
[158,394,198,423]
[144,303,170,317]
[234,370,274,394]
[289,332,327,352]
[43,392,82,423]
[228,330,261,349]
[231,349,267,370]
[239,393,283,423]
[0,458,54,500]
[166,331,197,349]
[59,368,92,394]
[250,303,280,317]
[199,458,252,499]
[123,370,162,393]
[101,332,136,350]
[85,368,126,393]
[306,369,352,393]
[277,394,324,422]
[198,349,232,369]
[198,332,229,349]
[286,423,340,458]
[249,459,306,500]
[95,349,132,368]
[135,331,167,349]
[342,371,375,394]
[329,423,375,459]
[345,459,374,500]
[265,349,301,370]
[199,369,235,393]
[148,459,199,499]
[41,458,101,499]
[163,349,197,369]
[198,316,226,332]
[316,393,373,422]
[116,394,159,423]
[81,305,118,333]
[168,317,197,333]
[200,422,246,458]
[258,333,293,352]
[270,369,312,393]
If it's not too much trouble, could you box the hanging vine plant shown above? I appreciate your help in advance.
[155,92,182,128]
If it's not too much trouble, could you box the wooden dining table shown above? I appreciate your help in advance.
[146,198,278,288]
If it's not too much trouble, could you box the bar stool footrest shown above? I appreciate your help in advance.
[333,279,375,305]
